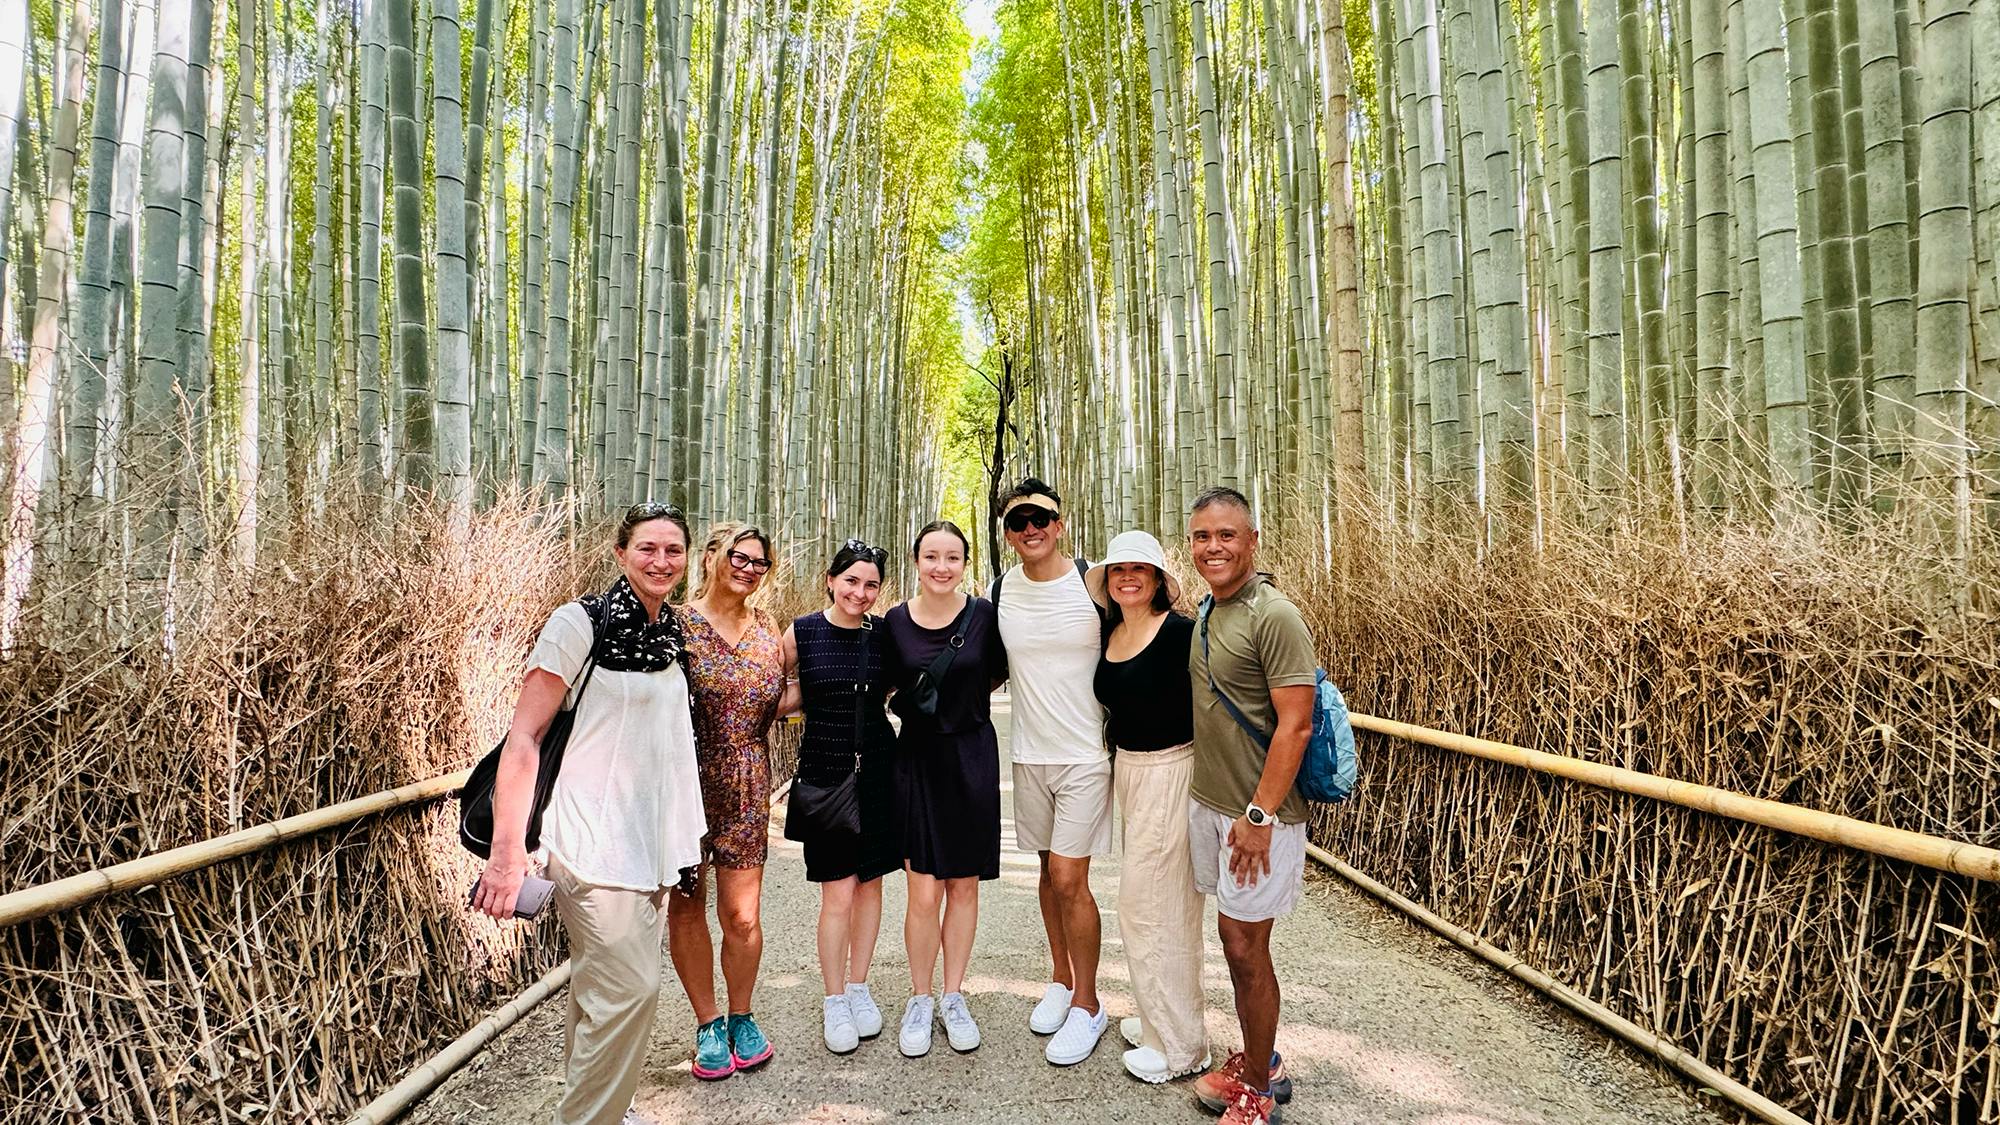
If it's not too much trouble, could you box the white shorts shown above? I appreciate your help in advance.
[1188,800,1307,923]
[1013,759,1115,858]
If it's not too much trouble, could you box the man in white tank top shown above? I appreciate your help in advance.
[991,477,1113,1066]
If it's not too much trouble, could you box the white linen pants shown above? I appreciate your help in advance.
[549,855,666,1125]
[1114,744,1209,1070]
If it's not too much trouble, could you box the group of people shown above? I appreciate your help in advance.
[471,477,1321,1125]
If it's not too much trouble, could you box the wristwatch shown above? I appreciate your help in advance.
[1244,803,1272,827]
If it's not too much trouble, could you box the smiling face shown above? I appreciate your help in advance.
[615,518,690,607]
[1188,501,1258,595]
[914,529,967,596]
[1003,505,1062,565]
[1106,560,1163,614]
[718,535,770,598]
[826,561,884,617]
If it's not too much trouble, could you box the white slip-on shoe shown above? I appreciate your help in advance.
[823,995,859,1055]
[940,991,981,1052]
[1123,1044,1212,1083]
[898,995,935,1058]
[1045,1005,1109,1066]
[1119,1017,1143,1048]
[1030,982,1074,1035]
[845,982,883,1039]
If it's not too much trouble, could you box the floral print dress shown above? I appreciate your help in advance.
[682,606,785,868]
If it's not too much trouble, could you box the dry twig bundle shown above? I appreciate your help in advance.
[1282,515,2000,1125]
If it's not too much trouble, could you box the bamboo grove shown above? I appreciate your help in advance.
[0,0,968,642]
[968,0,2000,556]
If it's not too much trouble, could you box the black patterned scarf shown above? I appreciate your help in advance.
[577,577,686,672]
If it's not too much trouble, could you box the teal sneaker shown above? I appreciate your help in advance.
[692,1017,735,1080]
[729,1011,775,1069]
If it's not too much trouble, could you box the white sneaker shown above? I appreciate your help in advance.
[898,995,935,1057]
[1030,982,1074,1034]
[1119,1016,1143,1048]
[940,991,981,1052]
[823,995,859,1054]
[1045,1005,1108,1066]
[845,982,883,1039]
[1122,1044,1211,1083]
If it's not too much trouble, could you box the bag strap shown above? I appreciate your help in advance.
[851,614,872,770]
[990,558,1091,614]
[566,585,616,712]
[1198,595,1271,751]
[918,597,973,687]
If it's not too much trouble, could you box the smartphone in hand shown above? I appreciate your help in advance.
[469,873,556,920]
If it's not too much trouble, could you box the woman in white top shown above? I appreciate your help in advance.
[474,502,705,1125]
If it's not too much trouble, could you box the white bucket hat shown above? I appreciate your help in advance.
[1085,530,1184,609]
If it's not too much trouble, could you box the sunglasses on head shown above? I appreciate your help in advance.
[626,501,684,521]
[842,538,889,564]
[1004,507,1058,533]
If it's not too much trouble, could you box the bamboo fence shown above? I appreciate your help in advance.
[1291,518,2000,1125]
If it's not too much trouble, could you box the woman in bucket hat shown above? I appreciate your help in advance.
[1086,530,1211,1084]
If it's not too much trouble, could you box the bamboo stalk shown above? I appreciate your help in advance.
[0,769,472,928]
[1347,713,2000,881]
[342,959,572,1125]
[1306,841,1810,1125]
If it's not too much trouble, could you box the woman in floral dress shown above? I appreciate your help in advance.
[671,522,785,1081]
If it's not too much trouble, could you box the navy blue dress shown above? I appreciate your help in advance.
[884,597,1007,881]
[793,611,902,883]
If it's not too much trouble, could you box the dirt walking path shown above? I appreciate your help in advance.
[409,703,1731,1125]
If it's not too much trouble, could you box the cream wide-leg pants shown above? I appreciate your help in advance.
[548,855,666,1125]
[1114,744,1209,1070]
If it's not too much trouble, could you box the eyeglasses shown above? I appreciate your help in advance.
[727,549,773,574]
[842,538,889,564]
[626,501,685,521]
[1004,507,1058,533]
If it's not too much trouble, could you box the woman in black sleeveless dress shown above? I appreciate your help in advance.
[779,540,900,1056]
[881,520,1007,1058]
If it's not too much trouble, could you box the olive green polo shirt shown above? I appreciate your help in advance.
[1188,574,1319,825]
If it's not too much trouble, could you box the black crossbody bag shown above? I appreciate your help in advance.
[458,591,610,859]
[784,617,872,844]
[900,599,973,719]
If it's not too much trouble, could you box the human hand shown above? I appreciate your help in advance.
[1226,816,1273,888]
[473,852,529,919]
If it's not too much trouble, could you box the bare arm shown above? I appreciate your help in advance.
[1225,683,1314,887]
[472,667,568,918]
[778,623,802,717]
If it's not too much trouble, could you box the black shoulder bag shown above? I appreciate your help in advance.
[901,599,974,719]
[458,594,608,859]
[784,617,869,844]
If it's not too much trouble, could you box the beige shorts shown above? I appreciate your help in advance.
[1188,800,1307,923]
[1013,759,1115,858]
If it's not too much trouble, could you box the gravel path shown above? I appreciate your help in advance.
[408,704,1733,1125]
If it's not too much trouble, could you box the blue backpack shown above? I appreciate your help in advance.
[1197,596,1360,804]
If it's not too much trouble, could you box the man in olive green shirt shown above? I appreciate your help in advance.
[1184,486,1316,1125]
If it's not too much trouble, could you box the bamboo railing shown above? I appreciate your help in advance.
[0,769,471,928]
[6,716,1995,1122]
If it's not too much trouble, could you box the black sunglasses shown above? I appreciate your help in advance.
[727,549,773,574]
[1004,507,1058,533]
[626,501,685,521]
[842,537,889,564]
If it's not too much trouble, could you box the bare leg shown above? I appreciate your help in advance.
[1218,915,1279,1092]
[1046,853,1100,1014]
[666,873,720,1025]
[1036,852,1074,989]
[817,876,858,996]
[905,866,945,995]
[715,865,765,1014]
[848,876,885,986]
[939,876,981,995]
